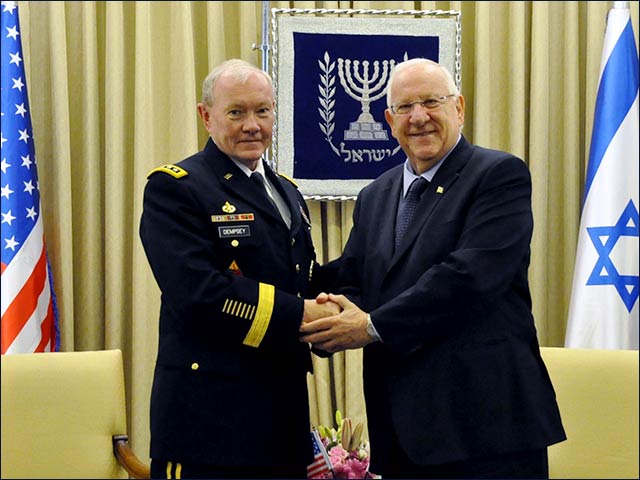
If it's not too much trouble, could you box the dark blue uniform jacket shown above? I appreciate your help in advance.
[140,139,320,468]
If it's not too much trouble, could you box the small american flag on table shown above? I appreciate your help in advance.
[307,429,333,479]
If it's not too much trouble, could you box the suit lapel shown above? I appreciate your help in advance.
[366,169,404,278]
[383,174,403,261]
[387,137,472,271]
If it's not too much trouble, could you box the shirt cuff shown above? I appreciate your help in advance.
[366,313,382,342]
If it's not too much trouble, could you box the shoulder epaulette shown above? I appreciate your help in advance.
[147,164,188,179]
[278,172,298,188]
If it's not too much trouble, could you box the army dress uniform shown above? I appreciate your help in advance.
[139,139,320,474]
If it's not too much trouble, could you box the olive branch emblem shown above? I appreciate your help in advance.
[318,51,340,156]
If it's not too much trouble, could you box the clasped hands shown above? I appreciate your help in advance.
[300,293,374,353]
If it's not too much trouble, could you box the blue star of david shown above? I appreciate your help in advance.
[586,199,639,313]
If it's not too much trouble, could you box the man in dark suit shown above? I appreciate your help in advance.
[140,59,336,479]
[300,58,566,479]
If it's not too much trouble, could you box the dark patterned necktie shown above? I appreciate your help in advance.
[394,177,429,250]
[250,172,280,216]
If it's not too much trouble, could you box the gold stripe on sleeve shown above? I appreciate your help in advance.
[222,298,230,314]
[243,282,274,347]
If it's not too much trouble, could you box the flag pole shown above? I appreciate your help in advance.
[261,0,270,76]
[253,1,271,75]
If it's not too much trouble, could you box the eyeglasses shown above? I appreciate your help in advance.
[389,94,456,115]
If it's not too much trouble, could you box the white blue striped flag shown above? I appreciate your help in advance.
[1,1,59,354]
[565,2,639,349]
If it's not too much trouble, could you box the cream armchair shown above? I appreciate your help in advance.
[541,347,639,479]
[1,349,150,479]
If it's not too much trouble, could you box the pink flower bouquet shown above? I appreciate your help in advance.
[315,410,379,479]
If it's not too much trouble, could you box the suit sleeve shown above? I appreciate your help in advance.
[139,171,303,350]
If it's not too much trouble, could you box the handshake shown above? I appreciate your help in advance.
[300,293,375,353]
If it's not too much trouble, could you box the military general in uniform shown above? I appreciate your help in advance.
[139,59,336,479]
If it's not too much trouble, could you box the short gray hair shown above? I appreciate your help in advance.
[201,59,273,106]
[386,58,459,107]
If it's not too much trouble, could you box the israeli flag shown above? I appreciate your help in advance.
[565,2,639,349]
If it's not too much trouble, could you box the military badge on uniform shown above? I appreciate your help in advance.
[227,260,243,276]
[211,213,255,223]
[146,164,188,179]
[222,201,236,213]
[222,297,255,319]
[436,186,444,194]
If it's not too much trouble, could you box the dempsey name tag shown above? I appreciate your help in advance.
[218,225,251,238]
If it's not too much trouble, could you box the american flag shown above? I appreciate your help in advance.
[307,429,333,479]
[1,0,59,354]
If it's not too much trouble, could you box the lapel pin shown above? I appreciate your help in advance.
[436,186,444,194]
[224,173,233,180]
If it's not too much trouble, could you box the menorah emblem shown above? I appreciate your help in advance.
[337,57,396,141]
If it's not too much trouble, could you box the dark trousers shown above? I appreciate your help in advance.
[379,429,549,479]
[151,459,305,479]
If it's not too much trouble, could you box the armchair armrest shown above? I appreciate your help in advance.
[113,434,151,479]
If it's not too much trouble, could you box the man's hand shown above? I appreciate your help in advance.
[302,296,340,323]
[299,294,373,353]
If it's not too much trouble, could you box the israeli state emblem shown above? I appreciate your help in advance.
[318,51,407,163]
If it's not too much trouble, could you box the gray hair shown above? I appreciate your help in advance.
[386,58,459,107]
[201,59,273,106]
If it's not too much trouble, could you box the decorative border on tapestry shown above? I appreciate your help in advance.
[270,8,461,200]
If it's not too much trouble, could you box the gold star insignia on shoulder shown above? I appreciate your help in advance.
[147,164,188,179]
[222,201,236,213]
